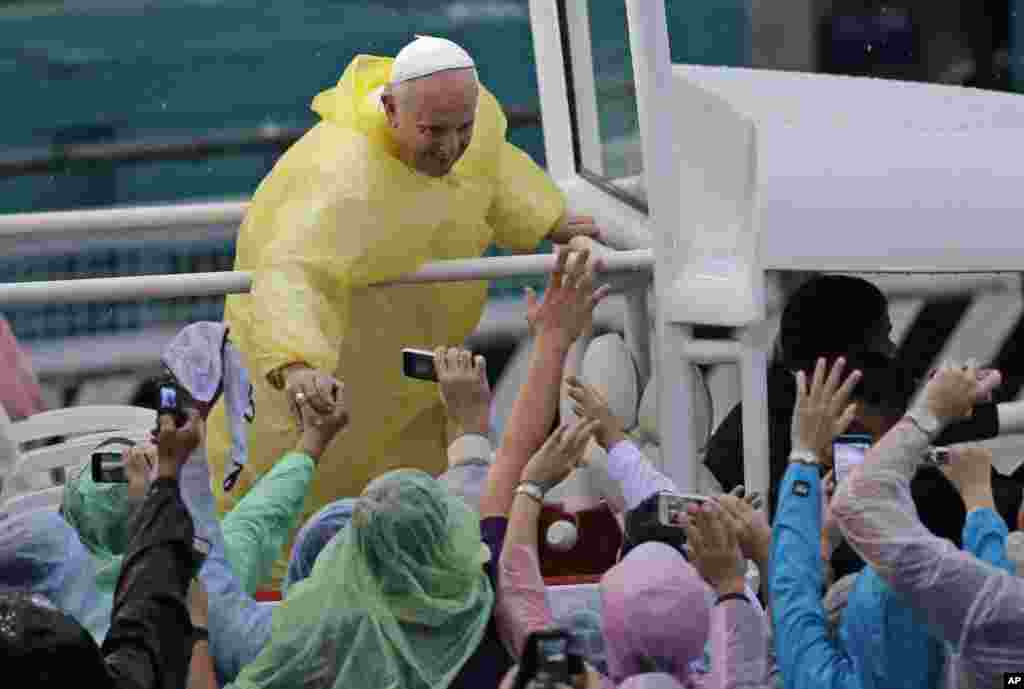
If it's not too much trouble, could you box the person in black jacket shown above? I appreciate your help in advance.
[703,275,1023,578]
[0,409,203,689]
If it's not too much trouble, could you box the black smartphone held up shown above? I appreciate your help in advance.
[657,491,707,529]
[515,629,576,689]
[401,348,438,382]
[157,378,190,428]
[833,433,873,484]
[91,451,128,483]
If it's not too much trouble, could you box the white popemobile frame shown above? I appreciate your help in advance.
[2,0,1024,501]
[529,0,1024,497]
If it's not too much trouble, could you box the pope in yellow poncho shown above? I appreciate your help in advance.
[206,36,588,584]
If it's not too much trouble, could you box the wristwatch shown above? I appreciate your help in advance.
[191,625,209,646]
[715,592,750,606]
[788,449,819,466]
[922,446,952,467]
[904,409,942,441]
[514,481,545,505]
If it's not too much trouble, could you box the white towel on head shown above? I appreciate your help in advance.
[161,322,254,492]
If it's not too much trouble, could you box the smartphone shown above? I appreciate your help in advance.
[401,348,438,382]
[157,379,190,428]
[516,629,573,689]
[657,491,707,529]
[833,433,873,484]
[91,451,128,483]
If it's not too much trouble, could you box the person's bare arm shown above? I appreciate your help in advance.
[187,580,219,689]
[479,246,610,518]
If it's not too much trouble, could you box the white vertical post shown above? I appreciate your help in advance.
[624,0,695,489]
[623,283,652,387]
[0,403,18,499]
[739,329,771,499]
[528,0,576,182]
[562,0,605,174]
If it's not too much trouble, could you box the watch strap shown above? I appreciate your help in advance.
[716,592,750,606]
[905,409,941,440]
[191,625,209,645]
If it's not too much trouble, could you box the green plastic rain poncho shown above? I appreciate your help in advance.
[227,469,493,689]
[205,51,565,585]
[60,462,133,596]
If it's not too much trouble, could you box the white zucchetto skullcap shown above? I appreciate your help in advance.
[391,35,476,85]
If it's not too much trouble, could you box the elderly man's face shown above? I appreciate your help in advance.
[384,68,478,178]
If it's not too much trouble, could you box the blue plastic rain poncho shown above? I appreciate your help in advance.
[205,49,566,586]
[0,510,112,642]
[773,462,1018,689]
[227,469,494,689]
[282,498,357,597]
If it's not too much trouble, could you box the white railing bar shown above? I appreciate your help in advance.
[370,250,654,286]
[846,273,1020,299]
[681,339,743,365]
[0,271,253,306]
[0,251,654,306]
[0,201,248,238]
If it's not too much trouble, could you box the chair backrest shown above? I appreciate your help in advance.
[8,405,156,446]
[5,429,154,493]
[0,485,64,516]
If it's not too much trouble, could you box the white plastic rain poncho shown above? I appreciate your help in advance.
[205,48,565,584]
[0,510,112,643]
[226,469,494,689]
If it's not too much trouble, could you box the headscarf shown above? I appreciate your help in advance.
[0,510,112,642]
[0,591,109,688]
[839,567,945,689]
[600,542,711,684]
[229,469,493,689]
[617,674,684,689]
[162,321,254,492]
[0,316,43,421]
[282,498,357,597]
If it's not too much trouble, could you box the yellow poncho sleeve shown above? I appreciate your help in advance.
[489,141,565,252]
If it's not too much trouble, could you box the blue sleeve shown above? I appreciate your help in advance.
[770,463,861,689]
[962,508,1014,574]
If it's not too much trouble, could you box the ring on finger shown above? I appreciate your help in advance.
[295,392,306,402]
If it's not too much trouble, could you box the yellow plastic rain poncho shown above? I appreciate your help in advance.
[206,53,566,583]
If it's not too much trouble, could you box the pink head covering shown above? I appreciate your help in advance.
[600,542,711,684]
[618,674,685,689]
[0,317,43,421]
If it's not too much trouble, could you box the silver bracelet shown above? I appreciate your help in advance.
[788,449,820,466]
[514,481,545,505]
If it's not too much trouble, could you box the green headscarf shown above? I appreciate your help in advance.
[229,469,494,689]
[60,461,133,594]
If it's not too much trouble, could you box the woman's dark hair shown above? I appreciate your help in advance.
[910,465,966,549]
[780,276,889,372]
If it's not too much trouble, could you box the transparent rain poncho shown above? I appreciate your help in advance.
[228,469,494,689]
[0,509,112,642]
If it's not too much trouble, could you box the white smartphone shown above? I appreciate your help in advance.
[656,491,707,528]
[833,433,873,484]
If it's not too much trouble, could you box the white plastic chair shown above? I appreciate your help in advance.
[0,405,156,514]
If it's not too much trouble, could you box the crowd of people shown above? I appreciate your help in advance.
[2,34,1024,689]
[2,244,1023,689]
